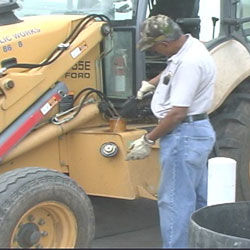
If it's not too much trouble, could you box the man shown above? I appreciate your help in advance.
[126,15,216,248]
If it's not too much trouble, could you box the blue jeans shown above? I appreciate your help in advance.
[157,119,215,248]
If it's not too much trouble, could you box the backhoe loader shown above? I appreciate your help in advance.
[0,0,249,248]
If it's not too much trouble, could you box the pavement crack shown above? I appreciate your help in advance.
[94,224,159,240]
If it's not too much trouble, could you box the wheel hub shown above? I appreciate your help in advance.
[17,223,41,248]
[11,201,78,248]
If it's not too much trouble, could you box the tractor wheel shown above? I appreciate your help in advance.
[0,167,95,248]
[210,80,250,201]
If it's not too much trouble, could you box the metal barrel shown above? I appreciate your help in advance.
[189,201,250,248]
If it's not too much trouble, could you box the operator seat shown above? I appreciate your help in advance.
[149,0,200,39]
[145,0,200,79]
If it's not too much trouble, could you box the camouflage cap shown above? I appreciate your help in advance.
[137,15,182,51]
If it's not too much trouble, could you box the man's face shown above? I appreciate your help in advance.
[150,41,174,57]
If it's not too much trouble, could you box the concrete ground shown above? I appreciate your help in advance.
[90,196,162,248]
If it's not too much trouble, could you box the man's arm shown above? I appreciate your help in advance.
[137,72,163,100]
[125,106,188,161]
[146,106,188,141]
[148,72,162,86]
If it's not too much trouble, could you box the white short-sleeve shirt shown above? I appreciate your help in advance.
[151,34,216,119]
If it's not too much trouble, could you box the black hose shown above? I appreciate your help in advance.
[5,14,110,70]
[65,87,116,121]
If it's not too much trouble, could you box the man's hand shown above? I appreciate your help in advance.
[137,81,155,100]
[126,135,153,161]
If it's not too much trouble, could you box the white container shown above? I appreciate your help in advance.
[207,157,237,206]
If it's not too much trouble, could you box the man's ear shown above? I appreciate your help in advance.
[161,41,169,47]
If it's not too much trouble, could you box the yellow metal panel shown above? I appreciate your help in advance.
[1,73,44,110]
[68,128,160,200]
[0,138,65,175]
[0,17,105,132]
[59,45,101,94]
[0,16,73,66]
[1,103,100,164]
[58,135,70,170]
[68,131,136,199]
[121,129,160,199]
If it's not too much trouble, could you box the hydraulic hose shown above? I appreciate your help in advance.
[2,14,110,70]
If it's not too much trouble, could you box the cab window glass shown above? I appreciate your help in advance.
[14,0,137,21]
[0,0,12,3]
[144,0,221,79]
[146,0,221,42]
[198,0,220,41]
[104,31,133,99]
[237,0,250,42]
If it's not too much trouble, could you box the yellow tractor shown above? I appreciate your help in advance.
[0,0,249,248]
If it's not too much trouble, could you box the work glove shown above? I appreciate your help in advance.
[126,135,153,161]
[137,81,155,100]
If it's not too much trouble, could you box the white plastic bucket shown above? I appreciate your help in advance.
[207,157,237,206]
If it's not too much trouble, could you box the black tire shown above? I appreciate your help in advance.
[210,80,250,201]
[0,167,95,248]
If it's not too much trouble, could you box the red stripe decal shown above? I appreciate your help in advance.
[0,93,62,158]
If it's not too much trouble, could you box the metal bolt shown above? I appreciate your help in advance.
[41,231,48,237]
[38,219,45,225]
[58,90,66,97]
[27,215,35,222]
[4,80,15,90]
